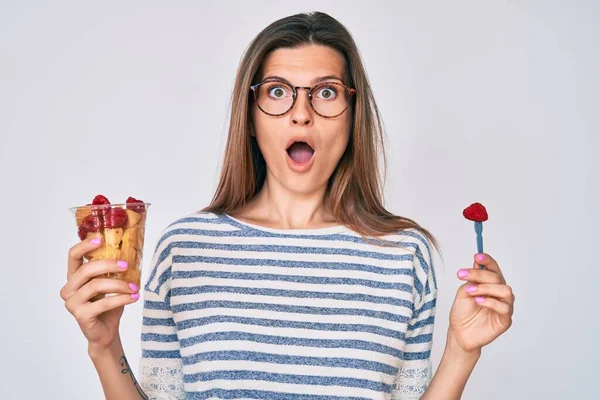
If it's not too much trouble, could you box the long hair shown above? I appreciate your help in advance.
[202,11,441,256]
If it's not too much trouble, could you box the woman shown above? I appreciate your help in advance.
[61,11,514,399]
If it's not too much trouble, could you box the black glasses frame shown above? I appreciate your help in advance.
[249,78,357,118]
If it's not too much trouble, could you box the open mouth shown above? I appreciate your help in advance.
[286,141,315,164]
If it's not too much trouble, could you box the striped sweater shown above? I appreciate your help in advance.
[138,212,438,400]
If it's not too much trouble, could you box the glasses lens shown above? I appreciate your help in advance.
[311,83,351,117]
[255,81,295,115]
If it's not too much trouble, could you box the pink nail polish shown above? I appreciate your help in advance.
[117,260,128,269]
[90,238,102,245]
[129,283,139,292]
[466,285,477,294]
[476,254,485,262]
[131,293,140,300]
[475,296,485,304]
[458,269,469,278]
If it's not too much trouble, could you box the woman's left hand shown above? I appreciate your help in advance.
[449,253,515,353]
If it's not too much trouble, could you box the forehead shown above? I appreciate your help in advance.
[260,45,346,84]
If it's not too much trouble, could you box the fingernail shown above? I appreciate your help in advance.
[90,238,102,245]
[117,260,128,269]
[131,293,140,300]
[475,296,485,304]
[476,254,485,262]
[466,285,477,294]
[128,283,139,292]
[458,269,469,278]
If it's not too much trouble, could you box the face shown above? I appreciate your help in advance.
[251,44,352,195]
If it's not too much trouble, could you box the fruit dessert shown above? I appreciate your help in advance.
[72,195,149,300]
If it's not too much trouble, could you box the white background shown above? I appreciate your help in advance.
[1,1,598,399]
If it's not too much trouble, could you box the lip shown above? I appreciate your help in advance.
[285,135,316,152]
[284,135,316,173]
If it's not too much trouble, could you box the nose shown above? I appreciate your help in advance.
[290,88,313,126]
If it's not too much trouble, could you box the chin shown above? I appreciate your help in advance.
[281,172,327,195]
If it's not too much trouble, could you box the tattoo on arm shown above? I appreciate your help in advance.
[120,355,149,400]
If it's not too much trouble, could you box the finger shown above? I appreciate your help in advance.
[71,259,129,292]
[71,293,140,325]
[472,295,512,317]
[462,283,515,304]
[87,293,141,317]
[457,267,503,284]
[66,278,139,309]
[67,237,103,279]
[61,259,129,300]
[473,253,506,283]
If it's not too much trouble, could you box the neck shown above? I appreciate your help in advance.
[239,175,337,229]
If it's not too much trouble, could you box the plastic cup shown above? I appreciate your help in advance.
[68,202,150,301]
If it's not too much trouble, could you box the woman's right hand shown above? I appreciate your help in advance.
[60,237,140,352]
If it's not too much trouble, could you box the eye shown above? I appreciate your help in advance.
[315,85,338,100]
[267,85,291,99]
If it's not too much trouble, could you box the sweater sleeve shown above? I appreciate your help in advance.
[392,230,439,399]
[138,224,185,400]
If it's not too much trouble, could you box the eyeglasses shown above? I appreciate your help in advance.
[250,79,356,118]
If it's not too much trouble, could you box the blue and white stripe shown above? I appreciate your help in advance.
[139,212,437,400]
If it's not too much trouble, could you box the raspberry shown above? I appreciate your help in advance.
[80,214,103,239]
[463,202,489,222]
[82,214,102,230]
[126,196,145,213]
[77,225,89,241]
[105,208,128,229]
[89,195,110,220]
[92,195,110,205]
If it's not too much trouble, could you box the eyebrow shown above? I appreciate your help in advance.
[261,75,344,85]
